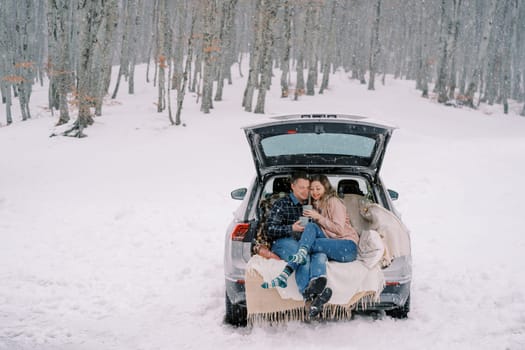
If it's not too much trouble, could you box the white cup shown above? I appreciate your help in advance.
[299,216,309,227]
[302,204,313,214]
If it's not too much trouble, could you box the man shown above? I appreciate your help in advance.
[262,171,328,304]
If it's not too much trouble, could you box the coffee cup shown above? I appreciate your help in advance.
[299,216,309,227]
[302,204,313,214]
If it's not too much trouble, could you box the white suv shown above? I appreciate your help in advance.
[224,114,412,326]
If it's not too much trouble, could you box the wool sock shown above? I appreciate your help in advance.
[261,266,293,289]
[288,246,308,265]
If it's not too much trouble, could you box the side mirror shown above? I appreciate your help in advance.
[231,188,247,200]
[388,189,399,201]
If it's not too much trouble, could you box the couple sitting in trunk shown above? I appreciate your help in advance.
[261,172,359,318]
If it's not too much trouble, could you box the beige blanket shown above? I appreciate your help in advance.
[245,255,384,325]
[344,195,411,266]
[359,202,411,262]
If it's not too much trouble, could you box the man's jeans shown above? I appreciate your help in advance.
[271,237,326,295]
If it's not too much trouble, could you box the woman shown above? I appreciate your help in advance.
[262,174,359,317]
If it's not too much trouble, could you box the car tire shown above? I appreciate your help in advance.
[225,292,247,327]
[386,294,410,319]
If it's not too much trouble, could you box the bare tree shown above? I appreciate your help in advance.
[435,0,456,103]
[214,0,238,102]
[13,0,36,121]
[0,0,16,125]
[294,6,306,100]
[94,0,118,116]
[156,0,169,113]
[47,0,74,125]
[464,0,497,107]
[279,0,292,97]
[319,0,336,94]
[112,0,140,99]
[200,0,219,113]
[254,0,277,114]
[175,8,198,126]
[305,0,320,96]
[368,0,382,90]
[414,0,432,98]
[242,0,263,112]
[63,0,110,137]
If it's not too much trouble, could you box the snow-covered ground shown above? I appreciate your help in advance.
[1,64,525,350]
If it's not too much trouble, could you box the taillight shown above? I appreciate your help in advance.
[230,223,250,241]
[385,281,400,286]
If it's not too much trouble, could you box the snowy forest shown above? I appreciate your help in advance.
[1,0,525,136]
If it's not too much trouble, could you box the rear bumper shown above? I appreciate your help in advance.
[357,282,411,311]
[225,278,246,305]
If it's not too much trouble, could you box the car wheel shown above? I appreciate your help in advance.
[386,294,410,319]
[225,292,247,327]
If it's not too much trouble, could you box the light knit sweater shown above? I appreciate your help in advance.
[314,195,359,244]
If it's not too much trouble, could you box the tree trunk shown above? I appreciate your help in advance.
[435,0,451,103]
[254,0,277,114]
[201,0,218,113]
[305,1,319,96]
[14,0,35,121]
[465,0,498,107]
[47,0,72,125]
[95,0,118,116]
[280,0,291,97]
[128,0,143,95]
[319,0,336,94]
[214,1,237,102]
[112,0,138,99]
[156,0,168,113]
[175,10,197,126]
[69,0,107,137]
[368,0,381,91]
[415,0,430,98]
[447,0,462,101]
[500,0,517,114]
[242,0,263,112]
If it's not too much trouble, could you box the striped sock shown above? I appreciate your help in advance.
[261,266,293,289]
[288,246,308,265]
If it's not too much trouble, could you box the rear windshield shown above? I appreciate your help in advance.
[261,133,375,158]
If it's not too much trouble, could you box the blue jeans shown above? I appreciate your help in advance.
[271,237,327,295]
[300,222,358,263]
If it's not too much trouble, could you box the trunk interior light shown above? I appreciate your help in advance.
[231,223,250,241]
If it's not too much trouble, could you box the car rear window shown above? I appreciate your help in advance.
[261,133,376,158]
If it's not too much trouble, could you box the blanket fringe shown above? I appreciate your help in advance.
[248,307,308,326]
[247,292,380,326]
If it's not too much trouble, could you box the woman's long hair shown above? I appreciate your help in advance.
[309,174,337,199]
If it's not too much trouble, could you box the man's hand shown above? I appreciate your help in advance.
[292,220,305,232]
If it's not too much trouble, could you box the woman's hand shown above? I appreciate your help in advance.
[303,209,321,221]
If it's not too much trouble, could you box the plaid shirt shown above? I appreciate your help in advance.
[267,193,305,242]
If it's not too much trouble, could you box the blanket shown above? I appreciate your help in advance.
[245,251,385,324]
[343,195,411,266]
[359,202,411,261]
